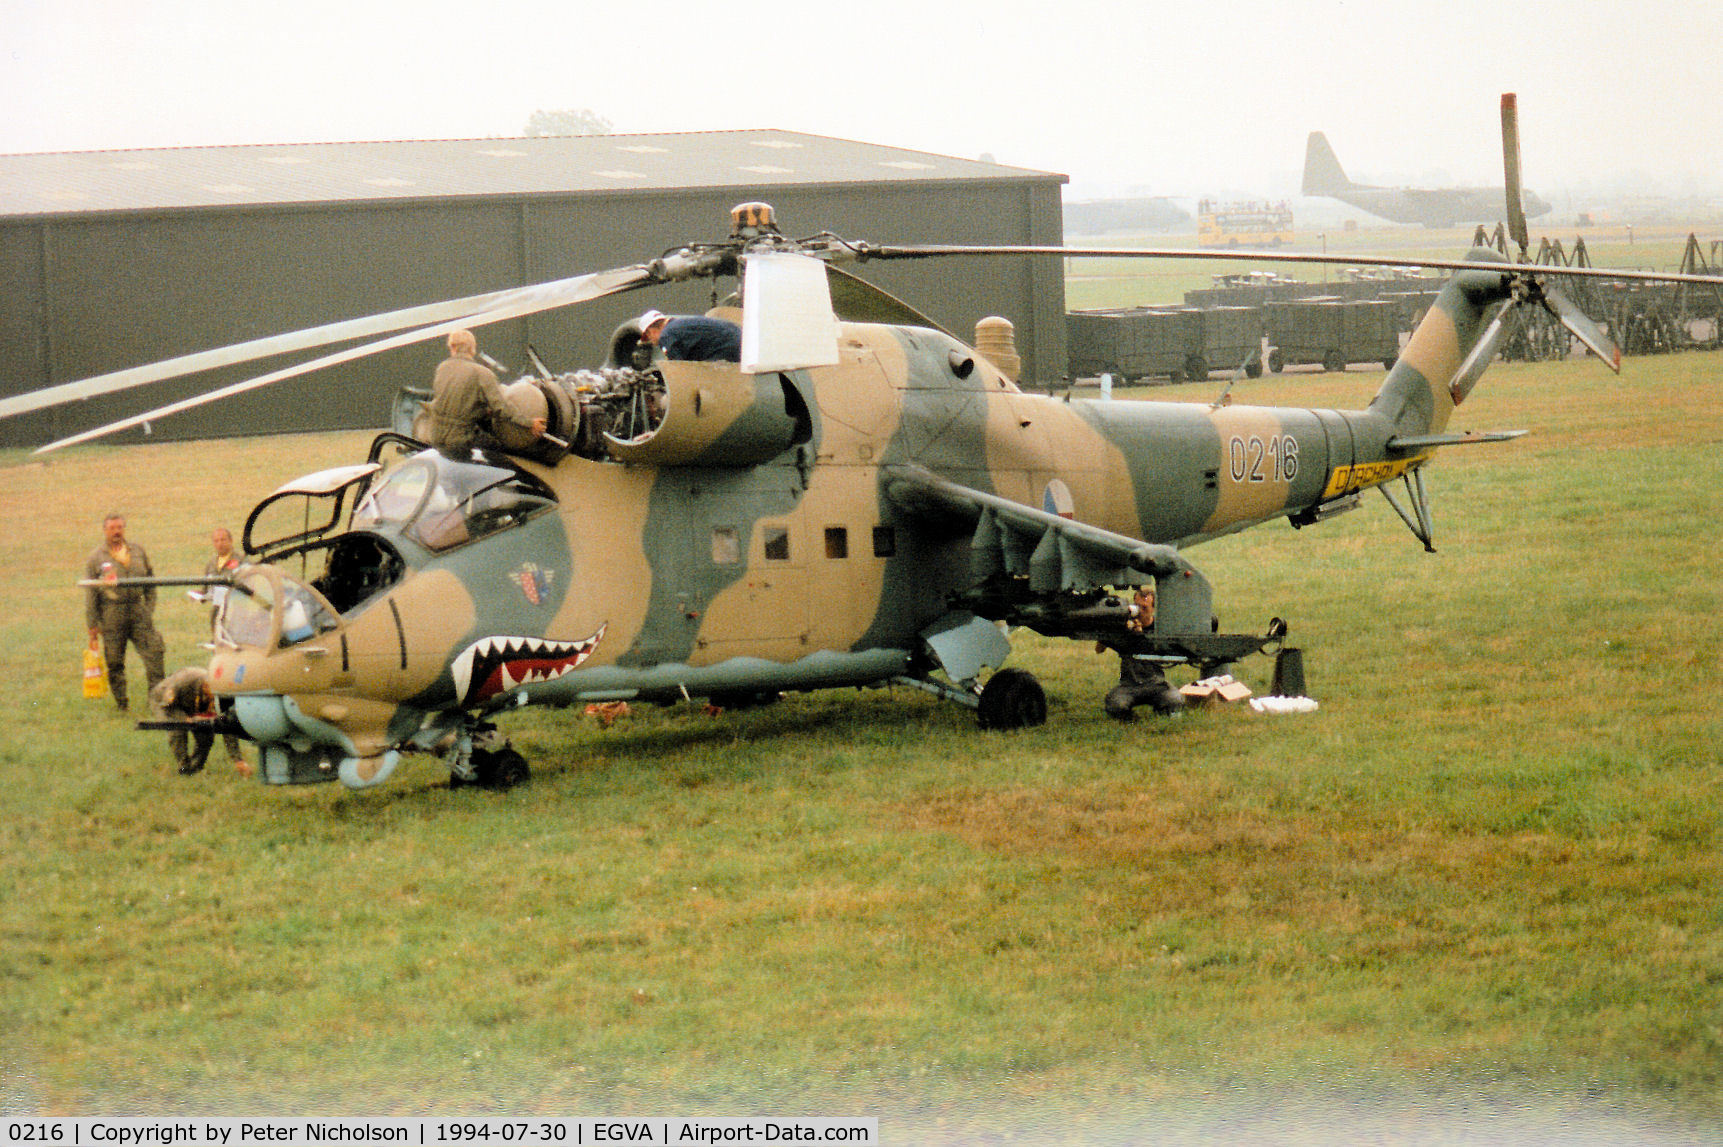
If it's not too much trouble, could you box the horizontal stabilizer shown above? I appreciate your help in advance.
[1387,430,1528,450]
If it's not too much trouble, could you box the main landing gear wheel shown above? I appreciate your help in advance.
[977,667,1048,731]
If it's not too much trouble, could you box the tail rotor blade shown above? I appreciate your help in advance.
[1501,93,1530,256]
[1449,301,1514,405]
[1542,282,1622,372]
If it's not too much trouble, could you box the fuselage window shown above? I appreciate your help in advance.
[712,526,741,565]
[763,525,791,562]
[872,526,897,558]
[824,527,849,559]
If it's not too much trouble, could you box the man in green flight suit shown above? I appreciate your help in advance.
[83,511,166,712]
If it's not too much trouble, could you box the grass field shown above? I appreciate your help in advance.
[2,348,1721,1140]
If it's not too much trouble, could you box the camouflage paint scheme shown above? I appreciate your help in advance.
[209,249,1520,789]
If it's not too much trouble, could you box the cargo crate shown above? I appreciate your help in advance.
[1265,298,1399,372]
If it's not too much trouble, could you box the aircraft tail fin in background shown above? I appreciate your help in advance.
[1301,131,1356,196]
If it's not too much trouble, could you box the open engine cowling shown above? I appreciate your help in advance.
[494,379,578,466]
[601,360,811,468]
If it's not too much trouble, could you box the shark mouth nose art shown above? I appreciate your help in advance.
[452,627,605,706]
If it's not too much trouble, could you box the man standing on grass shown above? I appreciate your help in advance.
[83,511,165,712]
[198,525,247,768]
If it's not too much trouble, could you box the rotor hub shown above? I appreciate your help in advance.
[729,201,780,239]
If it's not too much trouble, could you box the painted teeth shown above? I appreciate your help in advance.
[450,626,605,706]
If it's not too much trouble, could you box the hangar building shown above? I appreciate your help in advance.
[0,131,1067,449]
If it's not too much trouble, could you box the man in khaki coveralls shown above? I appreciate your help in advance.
[149,665,220,775]
[83,512,165,711]
[425,329,545,453]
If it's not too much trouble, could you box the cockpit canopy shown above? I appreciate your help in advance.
[245,446,557,561]
[228,444,561,633]
[221,566,340,650]
[351,452,557,553]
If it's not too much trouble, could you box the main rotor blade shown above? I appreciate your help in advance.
[1541,283,1622,372]
[0,264,651,423]
[856,243,1723,287]
[33,264,655,454]
[1502,93,1530,256]
[825,263,952,335]
[739,251,840,374]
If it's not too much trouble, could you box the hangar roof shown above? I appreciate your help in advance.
[0,129,1063,220]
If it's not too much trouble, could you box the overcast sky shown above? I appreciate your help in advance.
[8,0,1722,203]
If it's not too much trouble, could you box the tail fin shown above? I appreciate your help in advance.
[1302,131,1353,196]
[1367,248,1515,438]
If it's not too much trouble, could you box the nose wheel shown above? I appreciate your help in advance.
[448,725,531,790]
[473,745,530,789]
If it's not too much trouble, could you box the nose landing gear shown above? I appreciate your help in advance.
[447,723,531,790]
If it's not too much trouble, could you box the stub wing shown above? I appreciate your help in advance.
[882,464,1178,594]
[882,466,1280,671]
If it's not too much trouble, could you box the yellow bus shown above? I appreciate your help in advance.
[1197,199,1293,248]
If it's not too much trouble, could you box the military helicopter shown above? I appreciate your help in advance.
[15,96,1718,792]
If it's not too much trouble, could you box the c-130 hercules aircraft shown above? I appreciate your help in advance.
[12,96,1715,793]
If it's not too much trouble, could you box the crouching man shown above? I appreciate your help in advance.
[149,666,247,776]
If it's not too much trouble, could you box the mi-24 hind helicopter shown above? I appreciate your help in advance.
[19,95,1717,793]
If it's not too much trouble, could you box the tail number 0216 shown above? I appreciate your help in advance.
[1229,434,1298,484]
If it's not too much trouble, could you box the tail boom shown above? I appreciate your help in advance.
[1368,249,1515,439]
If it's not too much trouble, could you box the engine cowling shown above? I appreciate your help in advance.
[602,359,810,468]
[497,379,578,466]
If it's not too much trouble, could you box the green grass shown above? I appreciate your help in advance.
[2,352,1721,1138]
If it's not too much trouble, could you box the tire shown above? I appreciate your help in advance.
[1267,348,1284,373]
[977,668,1048,731]
[1245,354,1263,379]
[1322,350,1345,373]
[1184,354,1208,381]
[472,746,530,790]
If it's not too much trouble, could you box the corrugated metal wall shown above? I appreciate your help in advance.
[0,181,1065,449]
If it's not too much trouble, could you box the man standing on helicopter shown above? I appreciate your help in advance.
[425,329,546,454]
[636,310,743,362]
